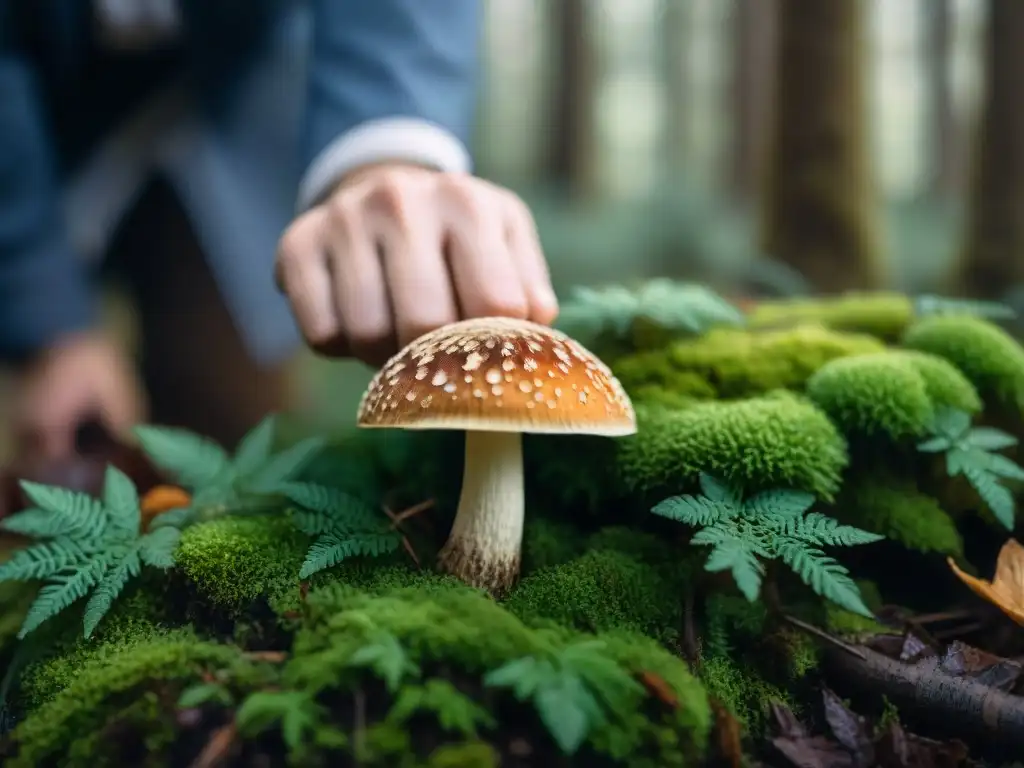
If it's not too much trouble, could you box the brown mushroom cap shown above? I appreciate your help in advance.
[357,317,636,436]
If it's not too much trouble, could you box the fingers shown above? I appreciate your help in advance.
[276,208,340,350]
[369,183,459,347]
[500,192,559,325]
[442,181,529,321]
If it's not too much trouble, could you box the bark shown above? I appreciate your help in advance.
[954,0,1024,298]
[660,0,690,174]
[728,0,777,205]
[548,0,599,200]
[925,0,957,198]
[760,0,885,293]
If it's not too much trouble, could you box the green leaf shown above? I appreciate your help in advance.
[236,690,323,749]
[697,473,740,507]
[651,494,726,526]
[139,527,182,569]
[232,415,277,477]
[83,549,141,637]
[388,680,496,737]
[742,489,815,520]
[929,408,972,440]
[776,540,873,618]
[965,466,1016,530]
[279,482,381,534]
[178,682,233,708]
[0,538,96,581]
[134,425,232,489]
[917,436,952,453]
[102,466,141,536]
[1,508,85,539]
[784,512,884,547]
[298,531,401,579]
[966,427,1019,452]
[243,437,326,492]
[982,453,1024,482]
[14,483,106,538]
[19,557,110,638]
[534,673,594,755]
[696,535,765,602]
[483,657,548,700]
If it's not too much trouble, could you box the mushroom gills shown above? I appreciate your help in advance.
[437,429,525,594]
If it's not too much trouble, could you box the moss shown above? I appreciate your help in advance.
[824,580,889,636]
[617,395,848,503]
[699,655,793,734]
[426,742,500,767]
[899,351,983,414]
[612,325,885,400]
[288,585,711,765]
[748,293,914,341]
[630,383,714,410]
[503,549,683,641]
[902,315,1024,411]
[836,478,963,557]
[520,517,585,574]
[9,636,255,767]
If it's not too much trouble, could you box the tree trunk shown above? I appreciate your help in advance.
[728,0,777,206]
[760,0,884,293]
[925,0,957,199]
[660,0,690,175]
[548,0,599,200]
[954,0,1024,298]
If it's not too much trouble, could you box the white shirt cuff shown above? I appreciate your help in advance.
[296,117,474,212]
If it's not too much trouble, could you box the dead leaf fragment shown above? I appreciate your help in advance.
[140,484,192,529]
[948,540,1024,627]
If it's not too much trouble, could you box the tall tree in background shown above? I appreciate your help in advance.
[728,0,776,206]
[760,0,884,293]
[954,0,1024,298]
[925,0,957,198]
[548,0,600,200]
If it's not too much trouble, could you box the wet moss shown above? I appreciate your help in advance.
[748,293,914,341]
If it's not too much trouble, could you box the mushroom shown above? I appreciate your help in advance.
[356,317,636,594]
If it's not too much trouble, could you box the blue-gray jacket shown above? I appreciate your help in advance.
[0,0,481,364]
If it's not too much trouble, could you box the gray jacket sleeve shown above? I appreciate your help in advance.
[0,1,98,362]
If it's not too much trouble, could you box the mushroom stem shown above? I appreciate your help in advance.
[437,430,524,595]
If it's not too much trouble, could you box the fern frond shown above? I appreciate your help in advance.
[133,425,232,489]
[279,483,380,534]
[18,557,111,637]
[298,531,402,579]
[698,473,741,507]
[775,540,872,618]
[83,550,141,637]
[102,466,141,536]
[232,415,277,477]
[966,427,1019,452]
[964,466,1016,530]
[781,512,885,547]
[1,508,86,540]
[741,489,815,520]
[982,453,1024,482]
[692,527,765,602]
[243,436,326,493]
[651,494,728,526]
[139,527,182,568]
[12,484,106,538]
[0,538,97,581]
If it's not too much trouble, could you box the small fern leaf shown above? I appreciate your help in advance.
[785,512,885,547]
[134,425,232,489]
[232,415,277,477]
[15,483,106,538]
[930,408,972,441]
[147,506,197,530]
[83,550,141,638]
[698,473,741,507]
[742,489,815,520]
[243,436,326,493]
[776,540,873,618]
[698,536,764,602]
[946,447,973,477]
[0,538,96,581]
[1,508,78,539]
[102,466,141,536]
[298,532,401,579]
[278,483,380,532]
[966,427,1018,452]
[18,557,109,638]
[964,466,1016,530]
[139,527,181,569]
[982,453,1024,482]
[917,436,952,453]
[651,494,725,526]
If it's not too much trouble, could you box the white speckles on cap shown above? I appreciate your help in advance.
[356,317,637,436]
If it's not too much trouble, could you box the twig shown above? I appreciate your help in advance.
[780,614,867,660]
[382,499,434,569]
[822,643,1024,754]
[188,720,238,768]
[911,609,975,626]
[242,650,288,663]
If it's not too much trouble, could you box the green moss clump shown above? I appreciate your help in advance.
[8,636,256,767]
[747,293,914,341]
[836,478,963,558]
[805,354,929,440]
[520,517,585,574]
[612,325,886,400]
[504,549,683,641]
[824,581,889,636]
[898,350,982,414]
[902,315,1024,411]
[617,395,848,502]
[175,515,310,611]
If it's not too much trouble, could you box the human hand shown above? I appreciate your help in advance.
[275,164,559,366]
[10,332,146,459]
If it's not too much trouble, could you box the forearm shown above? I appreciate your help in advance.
[298,0,482,210]
[0,22,98,363]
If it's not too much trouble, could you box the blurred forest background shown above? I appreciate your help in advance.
[305,0,1019,427]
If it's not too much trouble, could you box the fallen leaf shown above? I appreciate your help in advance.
[948,540,1024,627]
[874,721,970,768]
[939,641,1022,692]
[822,689,873,765]
[769,701,857,768]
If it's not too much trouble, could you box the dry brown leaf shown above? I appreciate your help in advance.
[948,539,1024,626]
[140,484,192,530]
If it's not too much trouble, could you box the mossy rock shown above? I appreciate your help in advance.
[612,325,886,401]
[747,292,914,341]
[616,395,848,503]
[9,582,711,767]
[834,478,963,558]
[805,350,980,442]
[902,315,1024,413]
